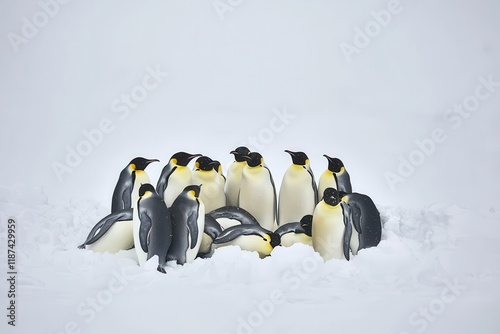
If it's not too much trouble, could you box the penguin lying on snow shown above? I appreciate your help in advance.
[275,214,313,247]
[78,208,133,253]
[212,225,281,258]
[198,206,259,258]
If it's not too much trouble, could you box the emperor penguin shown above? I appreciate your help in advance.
[224,146,251,206]
[112,157,159,212]
[78,208,134,253]
[212,224,281,258]
[156,152,202,207]
[136,184,172,273]
[312,188,353,261]
[318,155,352,198]
[278,150,318,226]
[339,191,380,255]
[168,185,205,265]
[239,152,277,231]
[275,214,313,247]
[192,156,226,213]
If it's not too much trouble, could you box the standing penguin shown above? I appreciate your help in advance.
[168,185,205,265]
[239,152,277,231]
[339,191,380,255]
[318,155,352,198]
[112,157,159,212]
[136,184,172,273]
[192,156,226,213]
[224,146,251,207]
[278,150,318,226]
[156,152,202,207]
[312,187,353,261]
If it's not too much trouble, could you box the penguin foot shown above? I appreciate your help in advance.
[157,265,166,274]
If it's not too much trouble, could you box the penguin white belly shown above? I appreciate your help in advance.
[225,162,245,206]
[239,169,276,231]
[279,166,316,225]
[280,233,313,247]
[214,235,273,258]
[185,201,205,263]
[86,220,134,253]
[132,171,151,266]
[163,166,192,207]
[193,171,226,213]
[312,203,345,260]
[318,171,337,200]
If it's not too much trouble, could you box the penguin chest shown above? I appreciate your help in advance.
[164,167,192,207]
[312,203,345,260]
[279,166,316,224]
[240,168,276,230]
[193,171,225,212]
[86,220,134,253]
[225,162,245,206]
[318,171,337,199]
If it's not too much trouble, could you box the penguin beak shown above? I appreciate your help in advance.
[242,155,251,161]
[230,150,238,155]
[146,159,160,165]
[285,150,296,157]
[323,154,333,162]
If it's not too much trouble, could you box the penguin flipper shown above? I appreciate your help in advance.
[79,209,133,248]
[264,166,278,225]
[156,165,175,199]
[187,210,199,250]
[341,202,352,261]
[111,169,133,212]
[306,165,319,204]
[209,206,259,225]
[204,214,223,240]
[138,210,153,253]
[350,203,363,235]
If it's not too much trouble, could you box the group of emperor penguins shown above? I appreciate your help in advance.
[79,147,381,273]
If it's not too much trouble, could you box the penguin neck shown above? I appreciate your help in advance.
[132,170,150,208]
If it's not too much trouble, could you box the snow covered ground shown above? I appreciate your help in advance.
[1,0,500,333]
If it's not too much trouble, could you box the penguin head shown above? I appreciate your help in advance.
[194,156,215,171]
[184,184,201,198]
[299,215,313,236]
[211,160,223,175]
[243,152,264,168]
[285,150,309,166]
[322,187,340,206]
[130,157,159,171]
[138,183,156,198]
[171,152,202,167]
[230,146,251,162]
[323,155,344,173]
[268,232,281,248]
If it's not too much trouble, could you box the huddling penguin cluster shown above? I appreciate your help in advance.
[79,147,381,273]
